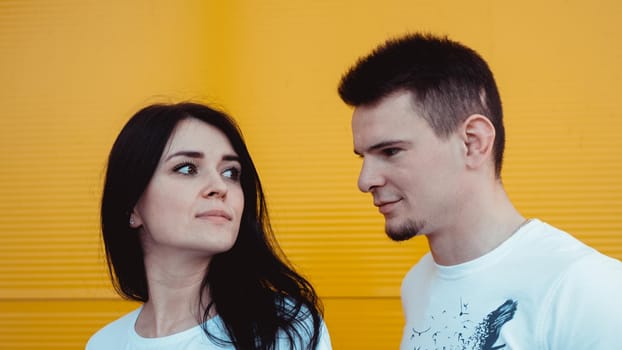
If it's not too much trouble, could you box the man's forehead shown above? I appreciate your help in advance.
[352,118,417,154]
[353,91,419,120]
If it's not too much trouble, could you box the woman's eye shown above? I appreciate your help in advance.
[222,167,241,181]
[173,163,198,175]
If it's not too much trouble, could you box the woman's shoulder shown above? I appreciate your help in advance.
[276,297,333,349]
[85,307,141,350]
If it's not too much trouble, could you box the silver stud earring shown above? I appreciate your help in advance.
[129,217,135,226]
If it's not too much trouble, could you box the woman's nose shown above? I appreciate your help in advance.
[201,172,228,199]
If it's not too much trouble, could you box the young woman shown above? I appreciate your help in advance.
[87,102,331,349]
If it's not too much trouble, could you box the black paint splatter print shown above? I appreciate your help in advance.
[408,299,518,350]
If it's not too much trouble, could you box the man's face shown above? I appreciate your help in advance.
[352,90,465,240]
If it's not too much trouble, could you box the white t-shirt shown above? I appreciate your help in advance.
[399,219,622,350]
[86,306,332,350]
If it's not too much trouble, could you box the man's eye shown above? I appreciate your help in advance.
[173,162,198,175]
[382,148,401,156]
[222,167,241,181]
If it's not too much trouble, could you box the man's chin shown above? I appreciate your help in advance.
[385,220,423,242]
[386,231,417,242]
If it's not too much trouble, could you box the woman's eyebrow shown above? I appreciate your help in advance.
[165,150,203,161]
[222,154,241,162]
[165,151,241,163]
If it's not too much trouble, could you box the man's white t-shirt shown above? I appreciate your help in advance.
[400,219,622,350]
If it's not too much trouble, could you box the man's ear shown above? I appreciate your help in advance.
[462,114,495,170]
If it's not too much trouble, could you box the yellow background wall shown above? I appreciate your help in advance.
[1,1,621,349]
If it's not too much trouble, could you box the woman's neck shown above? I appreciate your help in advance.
[135,252,213,337]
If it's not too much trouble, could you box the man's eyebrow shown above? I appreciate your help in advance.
[354,140,406,156]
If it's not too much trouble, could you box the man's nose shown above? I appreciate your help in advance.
[357,158,384,193]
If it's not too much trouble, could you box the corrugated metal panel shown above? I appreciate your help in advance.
[323,298,404,349]
[0,1,621,350]
[0,300,139,349]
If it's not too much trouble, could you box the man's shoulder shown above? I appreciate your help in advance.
[562,249,622,285]
[513,219,596,261]
[524,219,620,264]
[86,307,140,350]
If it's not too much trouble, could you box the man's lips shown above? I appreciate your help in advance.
[374,199,401,215]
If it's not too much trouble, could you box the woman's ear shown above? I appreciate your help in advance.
[462,114,496,170]
[129,210,143,229]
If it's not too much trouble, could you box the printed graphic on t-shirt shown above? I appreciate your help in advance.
[407,298,517,350]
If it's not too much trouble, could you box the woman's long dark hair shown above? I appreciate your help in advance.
[101,102,323,349]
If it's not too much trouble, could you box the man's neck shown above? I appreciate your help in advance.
[426,185,525,266]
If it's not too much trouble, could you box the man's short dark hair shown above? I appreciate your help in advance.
[338,33,505,176]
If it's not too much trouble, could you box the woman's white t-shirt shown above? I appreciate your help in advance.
[86,307,332,350]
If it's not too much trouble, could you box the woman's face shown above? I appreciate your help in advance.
[131,118,245,259]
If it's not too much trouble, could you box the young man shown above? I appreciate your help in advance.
[338,33,622,349]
